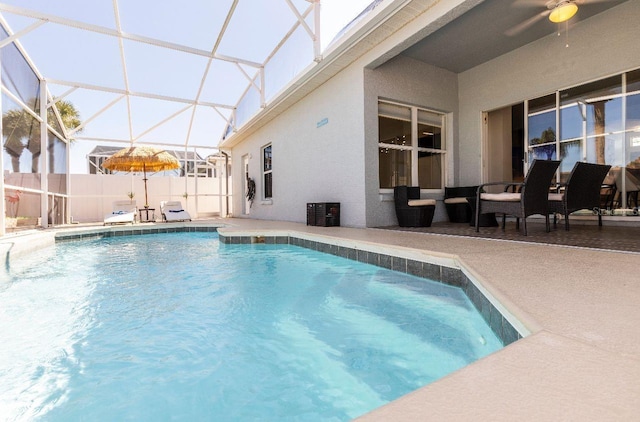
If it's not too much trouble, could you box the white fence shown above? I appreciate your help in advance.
[69,174,232,223]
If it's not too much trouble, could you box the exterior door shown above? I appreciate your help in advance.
[483,104,525,191]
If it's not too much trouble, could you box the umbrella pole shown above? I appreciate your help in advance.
[143,163,149,208]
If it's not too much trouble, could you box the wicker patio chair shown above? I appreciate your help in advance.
[599,170,617,210]
[610,166,640,209]
[393,186,436,227]
[475,159,560,236]
[548,162,611,230]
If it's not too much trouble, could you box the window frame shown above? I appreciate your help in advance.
[377,100,446,193]
[262,144,273,200]
[525,68,640,209]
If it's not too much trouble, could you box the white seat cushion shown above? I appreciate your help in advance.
[548,193,564,201]
[480,192,521,202]
[408,199,436,207]
[444,197,469,204]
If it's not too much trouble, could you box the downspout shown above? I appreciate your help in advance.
[221,150,230,217]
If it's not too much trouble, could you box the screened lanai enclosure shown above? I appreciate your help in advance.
[4,0,639,234]
[0,0,330,234]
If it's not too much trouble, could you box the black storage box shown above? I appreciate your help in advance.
[307,203,340,227]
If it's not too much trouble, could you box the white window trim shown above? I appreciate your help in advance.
[378,100,447,194]
[262,144,272,200]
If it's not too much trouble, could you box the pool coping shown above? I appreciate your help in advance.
[54,224,218,243]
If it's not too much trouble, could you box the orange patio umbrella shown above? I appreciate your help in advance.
[102,146,180,208]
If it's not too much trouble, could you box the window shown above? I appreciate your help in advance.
[378,101,445,190]
[526,68,640,209]
[262,144,272,199]
[528,94,557,163]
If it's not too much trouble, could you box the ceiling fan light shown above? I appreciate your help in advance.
[549,3,578,23]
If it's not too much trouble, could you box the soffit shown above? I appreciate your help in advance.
[401,0,630,73]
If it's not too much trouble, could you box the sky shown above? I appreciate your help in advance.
[1,0,375,173]
[320,0,374,49]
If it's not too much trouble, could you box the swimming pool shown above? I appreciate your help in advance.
[0,232,502,420]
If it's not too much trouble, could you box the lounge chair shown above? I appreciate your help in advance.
[104,200,137,225]
[548,162,611,230]
[393,186,436,227]
[475,159,560,235]
[160,201,191,222]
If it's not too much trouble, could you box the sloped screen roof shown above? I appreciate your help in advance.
[0,0,325,167]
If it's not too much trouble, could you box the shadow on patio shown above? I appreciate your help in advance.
[379,220,640,253]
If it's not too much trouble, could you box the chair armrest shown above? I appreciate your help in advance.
[477,182,524,196]
[503,182,524,193]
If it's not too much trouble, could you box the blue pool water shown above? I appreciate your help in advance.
[0,232,502,420]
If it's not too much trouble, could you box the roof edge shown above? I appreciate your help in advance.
[218,0,421,149]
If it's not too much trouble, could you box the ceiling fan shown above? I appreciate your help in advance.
[505,0,616,37]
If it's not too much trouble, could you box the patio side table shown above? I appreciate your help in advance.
[466,197,499,227]
[139,207,156,223]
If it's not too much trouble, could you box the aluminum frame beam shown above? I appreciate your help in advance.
[0,0,323,151]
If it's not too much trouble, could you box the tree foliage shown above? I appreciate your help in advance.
[2,99,83,172]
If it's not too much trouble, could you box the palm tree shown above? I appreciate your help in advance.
[530,127,557,160]
[591,101,606,165]
[2,99,82,172]
[2,108,36,172]
[54,100,82,137]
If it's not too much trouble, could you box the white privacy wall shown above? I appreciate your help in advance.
[229,64,368,227]
[69,174,226,223]
[456,0,640,185]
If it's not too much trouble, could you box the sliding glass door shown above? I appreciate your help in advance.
[526,69,640,212]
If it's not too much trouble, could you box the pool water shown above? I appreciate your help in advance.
[0,232,502,421]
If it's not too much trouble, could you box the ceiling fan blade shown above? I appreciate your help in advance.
[505,10,551,36]
[578,0,622,4]
[510,0,550,7]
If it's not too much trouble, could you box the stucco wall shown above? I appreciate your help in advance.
[363,55,458,227]
[229,65,367,227]
[226,0,639,228]
[457,0,640,185]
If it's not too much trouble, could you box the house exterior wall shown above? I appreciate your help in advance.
[363,55,458,227]
[229,65,367,227]
[457,0,640,185]
[226,0,640,228]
